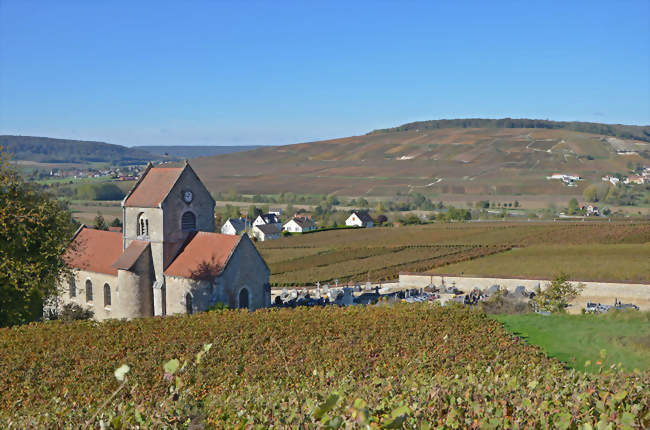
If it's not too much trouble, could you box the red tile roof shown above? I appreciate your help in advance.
[164,232,241,279]
[124,166,184,207]
[64,227,123,276]
[111,240,149,271]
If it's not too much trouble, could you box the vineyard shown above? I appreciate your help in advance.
[257,222,650,286]
[1,305,648,428]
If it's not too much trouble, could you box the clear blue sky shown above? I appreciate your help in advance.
[1,1,648,147]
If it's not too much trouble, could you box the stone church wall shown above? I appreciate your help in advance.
[161,168,215,270]
[57,270,119,321]
[165,236,270,314]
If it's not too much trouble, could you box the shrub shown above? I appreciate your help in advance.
[533,272,584,313]
[46,303,94,321]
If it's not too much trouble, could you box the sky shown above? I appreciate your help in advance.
[1,1,649,147]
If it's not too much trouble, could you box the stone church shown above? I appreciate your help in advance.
[59,162,270,321]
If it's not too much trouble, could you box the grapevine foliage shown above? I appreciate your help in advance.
[1,305,648,428]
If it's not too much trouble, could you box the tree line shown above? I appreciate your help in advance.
[369,118,650,143]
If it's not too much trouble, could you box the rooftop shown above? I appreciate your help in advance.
[124,166,184,208]
[164,231,241,279]
[64,227,123,276]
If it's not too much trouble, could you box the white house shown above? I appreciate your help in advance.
[283,216,316,233]
[345,211,374,228]
[253,213,282,229]
[221,218,247,235]
[253,223,282,241]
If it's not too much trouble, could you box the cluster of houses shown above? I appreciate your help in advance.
[221,209,375,241]
[546,173,582,187]
[49,166,143,181]
[602,173,648,186]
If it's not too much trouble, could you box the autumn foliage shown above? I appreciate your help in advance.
[0,305,647,427]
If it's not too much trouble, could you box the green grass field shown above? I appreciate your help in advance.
[493,311,650,372]
[432,244,650,283]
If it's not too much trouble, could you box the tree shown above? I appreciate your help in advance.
[0,149,75,327]
[567,198,580,215]
[94,212,108,230]
[583,183,609,203]
[110,217,122,227]
[514,200,519,208]
[533,273,584,313]
[285,202,295,217]
[76,183,125,200]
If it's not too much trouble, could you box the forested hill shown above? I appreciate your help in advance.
[0,135,156,164]
[369,118,650,142]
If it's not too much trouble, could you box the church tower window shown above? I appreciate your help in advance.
[181,211,196,232]
[85,280,93,303]
[137,213,149,237]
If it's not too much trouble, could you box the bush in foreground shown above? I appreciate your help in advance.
[0,305,647,428]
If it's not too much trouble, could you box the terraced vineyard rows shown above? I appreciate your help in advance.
[1,305,647,427]
[256,222,650,286]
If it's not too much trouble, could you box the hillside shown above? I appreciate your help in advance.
[370,118,650,142]
[191,119,649,198]
[0,136,156,165]
[134,145,263,159]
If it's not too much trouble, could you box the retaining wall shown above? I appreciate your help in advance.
[399,273,650,312]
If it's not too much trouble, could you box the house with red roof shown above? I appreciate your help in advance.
[59,161,270,321]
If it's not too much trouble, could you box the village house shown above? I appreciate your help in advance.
[57,162,271,321]
[580,204,600,216]
[624,175,645,185]
[283,216,316,233]
[221,217,247,235]
[345,210,374,228]
[253,213,282,229]
[253,223,282,241]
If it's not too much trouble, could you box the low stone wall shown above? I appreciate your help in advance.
[399,273,650,312]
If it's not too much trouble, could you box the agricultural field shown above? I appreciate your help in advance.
[494,311,650,373]
[1,305,647,428]
[256,222,650,286]
[67,200,123,225]
[433,244,650,283]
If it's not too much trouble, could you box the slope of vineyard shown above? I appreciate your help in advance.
[0,305,647,427]
[257,222,650,285]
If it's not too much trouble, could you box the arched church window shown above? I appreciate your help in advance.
[85,279,93,303]
[186,293,193,314]
[181,211,196,232]
[69,278,76,298]
[239,288,249,310]
[137,213,149,237]
[104,283,111,307]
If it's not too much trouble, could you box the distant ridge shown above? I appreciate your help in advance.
[369,118,650,143]
[134,145,264,159]
[0,135,155,165]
